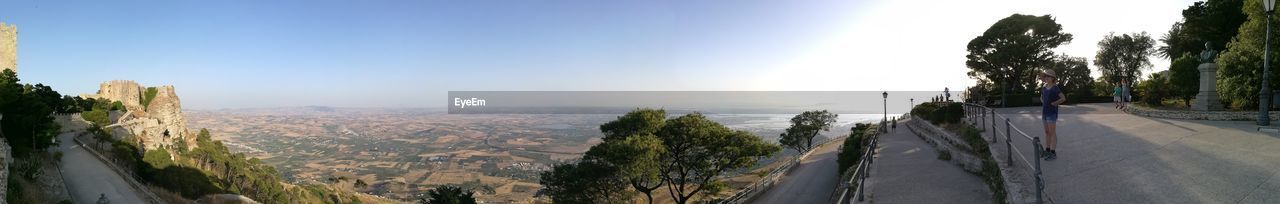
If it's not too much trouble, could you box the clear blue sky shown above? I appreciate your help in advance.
[0,0,1193,109]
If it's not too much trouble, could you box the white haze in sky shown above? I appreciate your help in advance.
[753,0,1199,93]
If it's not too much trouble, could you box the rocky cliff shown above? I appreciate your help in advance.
[84,80,195,151]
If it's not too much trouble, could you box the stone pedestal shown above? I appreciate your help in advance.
[1192,63,1224,111]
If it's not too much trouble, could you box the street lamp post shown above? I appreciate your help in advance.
[1263,0,1277,126]
[883,91,889,124]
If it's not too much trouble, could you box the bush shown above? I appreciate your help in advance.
[81,108,110,126]
[836,123,874,175]
[111,101,124,111]
[911,102,963,125]
[936,150,952,161]
[1137,71,1172,106]
[141,87,158,109]
[143,149,173,169]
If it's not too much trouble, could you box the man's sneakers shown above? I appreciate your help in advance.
[1042,149,1057,161]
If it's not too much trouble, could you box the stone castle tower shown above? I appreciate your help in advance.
[0,22,15,73]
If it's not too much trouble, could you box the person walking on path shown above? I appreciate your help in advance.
[1122,79,1132,109]
[1113,82,1124,109]
[1039,69,1066,161]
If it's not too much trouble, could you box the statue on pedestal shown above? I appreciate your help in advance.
[1200,42,1218,63]
[1192,42,1224,111]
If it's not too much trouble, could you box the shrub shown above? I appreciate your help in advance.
[911,102,963,125]
[1137,71,1172,106]
[836,123,874,175]
[141,87,158,110]
[111,101,124,111]
[143,149,173,169]
[81,108,111,126]
[937,150,952,161]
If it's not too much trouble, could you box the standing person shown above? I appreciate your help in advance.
[1122,79,1132,109]
[1113,82,1123,109]
[1039,70,1066,161]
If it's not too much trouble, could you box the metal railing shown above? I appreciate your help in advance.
[962,103,1046,204]
[833,119,888,204]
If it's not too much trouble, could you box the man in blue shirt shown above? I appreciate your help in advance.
[1039,69,1066,161]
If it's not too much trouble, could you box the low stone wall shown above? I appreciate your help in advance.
[905,118,983,173]
[1123,105,1280,121]
[0,138,10,204]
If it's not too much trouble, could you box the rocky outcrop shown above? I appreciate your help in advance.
[84,80,195,151]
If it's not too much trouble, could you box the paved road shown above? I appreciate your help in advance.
[980,103,1280,203]
[751,137,846,204]
[55,116,149,204]
[861,120,991,203]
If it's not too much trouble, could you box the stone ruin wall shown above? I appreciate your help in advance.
[0,22,16,73]
[87,80,195,151]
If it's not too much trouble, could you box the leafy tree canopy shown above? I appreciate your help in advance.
[1216,0,1280,109]
[778,110,837,153]
[419,186,476,204]
[966,14,1074,98]
[1095,32,1156,84]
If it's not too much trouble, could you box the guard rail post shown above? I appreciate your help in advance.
[990,109,997,143]
[1005,118,1012,166]
[857,158,866,201]
[1034,137,1044,204]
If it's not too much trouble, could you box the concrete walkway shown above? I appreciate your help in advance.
[55,116,149,204]
[982,103,1280,203]
[751,137,847,204]
[861,120,992,204]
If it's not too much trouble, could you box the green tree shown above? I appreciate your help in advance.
[1159,0,1247,59]
[0,69,61,155]
[837,123,872,174]
[539,160,631,204]
[966,14,1074,105]
[584,134,665,204]
[657,113,781,204]
[596,108,667,203]
[1137,71,1173,105]
[418,186,476,204]
[599,108,666,141]
[1048,55,1094,99]
[143,149,173,169]
[1096,32,1157,84]
[1217,0,1280,109]
[1169,53,1202,106]
[778,110,837,153]
[81,108,111,126]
